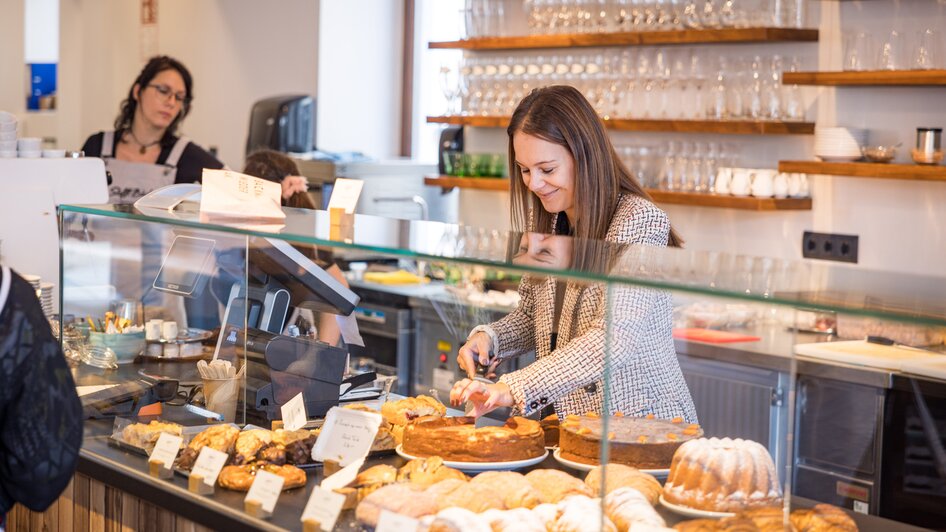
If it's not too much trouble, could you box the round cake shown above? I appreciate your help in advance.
[559,413,703,469]
[402,416,545,463]
[662,437,783,513]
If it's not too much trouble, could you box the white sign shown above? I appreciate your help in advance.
[190,447,229,487]
[376,510,420,532]
[433,368,454,392]
[245,470,285,514]
[326,178,364,214]
[149,432,183,470]
[301,486,346,531]
[320,457,365,492]
[311,406,382,466]
[199,169,285,221]
[281,392,308,432]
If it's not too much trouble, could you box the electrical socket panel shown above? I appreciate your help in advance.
[802,231,859,263]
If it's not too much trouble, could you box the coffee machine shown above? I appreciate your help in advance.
[246,95,316,155]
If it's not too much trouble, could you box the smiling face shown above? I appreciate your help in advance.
[513,132,577,223]
[133,68,186,131]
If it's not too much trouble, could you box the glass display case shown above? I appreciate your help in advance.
[55,202,945,531]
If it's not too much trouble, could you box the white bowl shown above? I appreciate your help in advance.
[17,137,41,151]
[17,150,42,159]
[42,149,65,158]
[0,151,18,158]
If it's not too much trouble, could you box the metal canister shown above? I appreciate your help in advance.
[913,127,943,165]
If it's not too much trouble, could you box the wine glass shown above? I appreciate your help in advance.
[439,62,460,115]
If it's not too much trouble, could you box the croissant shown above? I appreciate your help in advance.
[525,469,594,504]
[673,519,722,531]
[553,495,618,532]
[470,471,543,509]
[790,504,857,532]
[604,487,666,531]
[479,508,547,532]
[426,507,493,532]
[355,483,438,528]
[438,482,506,513]
[398,456,469,487]
[585,464,662,505]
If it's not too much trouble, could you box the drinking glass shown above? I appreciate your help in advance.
[843,31,873,71]
[439,63,459,115]
[878,30,905,71]
[914,28,943,70]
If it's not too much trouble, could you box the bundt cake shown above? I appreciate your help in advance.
[662,437,783,513]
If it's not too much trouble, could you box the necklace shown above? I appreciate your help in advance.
[126,129,162,155]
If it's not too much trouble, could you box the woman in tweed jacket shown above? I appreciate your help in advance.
[450,85,698,423]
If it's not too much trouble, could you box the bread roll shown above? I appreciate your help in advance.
[427,507,492,532]
[439,482,506,513]
[585,464,662,505]
[525,469,594,503]
[604,487,666,531]
[355,483,438,527]
[470,471,543,509]
[553,495,618,532]
[480,508,547,532]
[398,456,469,486]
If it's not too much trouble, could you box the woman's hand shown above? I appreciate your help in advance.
[457,332,493,378]
[449,379,514,417]
[281,175,308,200]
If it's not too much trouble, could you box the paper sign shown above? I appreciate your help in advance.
[190,447,229,487]
[433,368,454,392]
[336,314,365,347]
[311,407,382,466]
[327,178,364,214]
[282,392,308,432]
[376,510,420,532]
[200,169,285,220]
[149,432,183,470]
[245,470,284,514]
[301,486,346,531]
[320,457,365,492]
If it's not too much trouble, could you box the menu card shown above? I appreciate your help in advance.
[148,432,182,470]
[245,470,284,514]
[281,392,307,432]
[199,169,285,221]
[311,407,381,466]
[190,447,229,487]
[301,486,346,531]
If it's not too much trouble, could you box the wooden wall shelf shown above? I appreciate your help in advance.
[428,116,815,135]
[783,70,946,86]
[429,28,818,50]
[779,161,946,181]
[425,176,812,211]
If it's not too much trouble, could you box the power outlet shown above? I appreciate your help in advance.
[802,231,859,263]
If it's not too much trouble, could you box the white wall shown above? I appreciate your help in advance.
[454,0,946,277]
[316,0,404,159]
[24,0,59,63]
[55,0,320,169]
[0,0,27,119]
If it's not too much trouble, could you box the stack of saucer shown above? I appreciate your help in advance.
[0,112,16,158]
[22,274,42,296]
[814,127,867,162]
[40,282,55,318]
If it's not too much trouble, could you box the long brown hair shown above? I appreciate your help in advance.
[115,56,193,136]
[243,149,316,209]
[507,85,683,247]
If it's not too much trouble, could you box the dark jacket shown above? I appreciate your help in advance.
[0,266,83,519]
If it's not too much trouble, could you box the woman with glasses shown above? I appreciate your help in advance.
[81,55,223,204]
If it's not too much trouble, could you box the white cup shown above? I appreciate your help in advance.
[17,137,41,151]
[162,321,179,341]
[773,172,790,198]
[17,151,42,159]
[714,167,732,194]
[42,149,66,158]
[145,319,164,340]
[729,168,752,196]
[0,131,15,141]
[795,173,810,197]
[750,169,776,198]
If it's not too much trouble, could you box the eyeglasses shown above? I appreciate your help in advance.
[147,84,190,104]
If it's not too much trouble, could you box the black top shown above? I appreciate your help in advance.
[81,130,224,184]
[0,268,82,518]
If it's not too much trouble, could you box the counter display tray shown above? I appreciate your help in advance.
[552,448,670,478]
[659,494,736,519]
[396,444,548,472]
[141,328,214,362]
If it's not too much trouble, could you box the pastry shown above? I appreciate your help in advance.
[790,504,857,532]
[560,414,702,469]
[470,471,543,509]
[480,508,547,532]
[738,507,786,531]
[427,507,492,532]
[217,462,306,491]
[553,495,618,532]
[284,434,317,465]
[437,482,505,513]
[531,503,560,527]
[403,416,545,462]
[585,464,662,505]
[272,428,314,448]
[663,438,782,513]
[174,424,241,470]
[425,478,468,500]
[381,395,446,443]
[673,519,723,531]
[398,456,468,486]
[233,429,273,465]
[604,487,666,531]
[257,445,287,465]
[335,464,399,510]
[524,469,594,503]
[355,483,439,527]
[541,413,560,447]
[120,420,183,452]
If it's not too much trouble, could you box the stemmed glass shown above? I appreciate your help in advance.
[439,62,459,115]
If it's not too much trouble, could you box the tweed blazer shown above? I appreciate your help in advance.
[490,194,698,422]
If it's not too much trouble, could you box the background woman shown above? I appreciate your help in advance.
[451,85,697,423]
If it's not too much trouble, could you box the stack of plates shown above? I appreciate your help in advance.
[17,137,42,159]
[814,127,866,162]
[40,282,55,318]
[0,111,16,158]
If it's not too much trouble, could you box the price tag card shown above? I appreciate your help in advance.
[311,406,382,467]
[327,178,364,214]
[148,432,183,470]
[281,392,307,432]
[190,447,229,487]
[301,486,346,531]
[376,510,419,532]
[245,470,284,514]
[199,169,285,220]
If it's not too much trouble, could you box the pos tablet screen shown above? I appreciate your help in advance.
[152,235,216,297]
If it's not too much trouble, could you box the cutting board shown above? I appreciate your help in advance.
[673,328,762,343]
[794,340,941,372]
